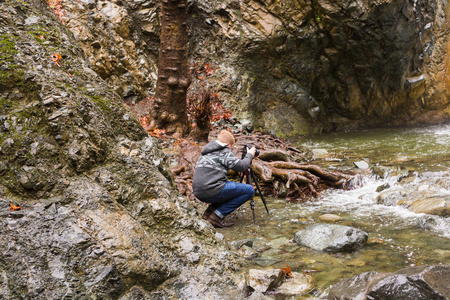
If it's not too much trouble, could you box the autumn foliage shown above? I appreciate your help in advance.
[9,203,21,211]
[52,53,62,66]
[187,62,232,129]
[47,0,66,23]
[187,88,233,128]
[280,264,292,278]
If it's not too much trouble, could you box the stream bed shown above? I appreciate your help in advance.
[218,124,450,299]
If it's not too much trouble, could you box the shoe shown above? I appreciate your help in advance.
[206,212,235,228]
[202,208,213,220]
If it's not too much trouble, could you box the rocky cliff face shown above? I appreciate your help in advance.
[0,1,243,298]
[59,0,449,137]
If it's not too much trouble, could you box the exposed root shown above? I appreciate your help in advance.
[169,131,353,202]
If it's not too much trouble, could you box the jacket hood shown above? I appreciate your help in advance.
[201,140,227,155]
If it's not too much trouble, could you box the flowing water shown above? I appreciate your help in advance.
[219,124,450,299]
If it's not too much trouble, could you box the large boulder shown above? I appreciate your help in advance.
[294,224,368,252]
[0,1,243,298]
[328,265,450,300]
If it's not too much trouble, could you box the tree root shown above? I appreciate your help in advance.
[170,132,354,202]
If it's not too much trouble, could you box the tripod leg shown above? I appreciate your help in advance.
[244,169,256,224]
[250,169,270,214]
[250,198,256,224]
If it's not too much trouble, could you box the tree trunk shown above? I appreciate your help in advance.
[151,0,190,138]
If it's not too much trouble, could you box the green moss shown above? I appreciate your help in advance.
[0,34,18,62]
[0,98,12,110]
[0,68,25,90]
[0,34,25,89]
[7,0,29,7]
[90,95,112,113]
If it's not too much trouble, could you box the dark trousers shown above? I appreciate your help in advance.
[199,181,254,217]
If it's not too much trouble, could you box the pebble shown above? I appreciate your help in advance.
[318,214,342,222]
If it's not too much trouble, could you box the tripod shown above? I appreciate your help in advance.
[240,168,269,224]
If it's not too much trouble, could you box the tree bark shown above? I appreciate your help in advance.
[151,0,190,138]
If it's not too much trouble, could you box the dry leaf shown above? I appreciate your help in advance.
[9,203,21,211]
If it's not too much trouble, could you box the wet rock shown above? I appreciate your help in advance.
[318,214,342,222]
[310,149,329,160]
[237,245,258,260]
[327,265,450,300]
[252,257,281,267]
[376,188,406,206]
[327,271,380,300]
[405,196,450,216]
[372,165,393,179]
[416,215,439,230]
[269,237,290,248]
[294,224,368,252]
[379,178,450,216]
[376,183,391,192]
[345,259,366,267]
[398,171,417,183]
[353,160,369,169]
[251,237,272,252]
[276,182,288,198]
[230,238,253,251]
[276,272,315,296]
[247,269,284,293]
[248,291,274,300]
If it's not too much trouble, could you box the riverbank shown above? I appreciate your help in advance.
[127,98,450,298]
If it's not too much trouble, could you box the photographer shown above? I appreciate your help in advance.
[193,130,256,228]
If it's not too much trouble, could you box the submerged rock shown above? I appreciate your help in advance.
[237,245,259,260]
[328,265,450,300]
[230,238,254,251]
[318,214,342,222]
[294,224,368,252]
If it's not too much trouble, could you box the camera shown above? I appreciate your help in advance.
[242,144,260,159]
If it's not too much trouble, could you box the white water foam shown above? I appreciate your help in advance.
[303,174,450,239]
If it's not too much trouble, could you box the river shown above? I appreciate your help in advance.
[219,124,450,299]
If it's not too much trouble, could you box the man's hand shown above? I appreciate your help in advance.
[247,146,257,157]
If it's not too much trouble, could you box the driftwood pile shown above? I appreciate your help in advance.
[171,131,354,202]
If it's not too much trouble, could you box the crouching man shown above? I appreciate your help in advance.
[193,130,256,228]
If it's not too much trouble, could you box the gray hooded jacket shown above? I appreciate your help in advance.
[193,140,253,199]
